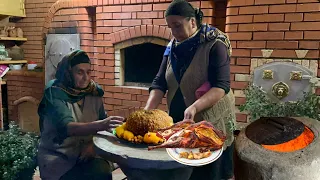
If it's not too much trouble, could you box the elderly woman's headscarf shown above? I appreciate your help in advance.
[43,50,104,103]
[55,50,91,88]
[38,50,104,139]
[53,50,103,98]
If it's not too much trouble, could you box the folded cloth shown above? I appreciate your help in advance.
[195,81,211,99]
[0,65,9,78]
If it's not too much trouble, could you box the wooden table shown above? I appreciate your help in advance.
[93,131,193,180]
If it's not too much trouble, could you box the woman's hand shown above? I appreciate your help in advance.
[68,116,124,136]
[184,105,197,121]
[100,116,124,133]
[184,88,225,121]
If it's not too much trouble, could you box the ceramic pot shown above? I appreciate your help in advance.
[0,44,8,60]
[7,45,24,60]
[28,61,37,70]
[0,26,8,37]
[9,64,22,70]
[8,28,17,37]
[0,29,7,37]
[16,28,23,38]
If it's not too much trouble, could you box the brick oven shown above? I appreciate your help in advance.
[3,0,319,132]
[23,0,227,123]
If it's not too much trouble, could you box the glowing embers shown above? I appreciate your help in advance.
[245,117,314,152]
[262,126,314,152]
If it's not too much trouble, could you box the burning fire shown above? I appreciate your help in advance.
[262,126,314,152]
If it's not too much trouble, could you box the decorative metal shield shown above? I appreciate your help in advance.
[253,61,314,102]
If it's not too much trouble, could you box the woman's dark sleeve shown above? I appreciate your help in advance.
[208,41,231,94]
[98,98,107,120]
[149,55,168,93]
[45,99,74,143]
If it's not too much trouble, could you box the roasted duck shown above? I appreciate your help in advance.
[157,119,195,131]
[156,119,195,140]
[148,120,226,151]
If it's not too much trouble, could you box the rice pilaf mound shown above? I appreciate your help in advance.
[126,109,173,136]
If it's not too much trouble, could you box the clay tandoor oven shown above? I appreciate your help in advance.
[234,117,320,180]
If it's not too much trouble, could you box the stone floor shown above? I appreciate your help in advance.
[32,166,127,180]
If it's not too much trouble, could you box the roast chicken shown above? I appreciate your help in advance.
[148,120,226,151]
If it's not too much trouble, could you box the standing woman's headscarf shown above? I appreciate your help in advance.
[163,0,232,81]
[165,0,203,28]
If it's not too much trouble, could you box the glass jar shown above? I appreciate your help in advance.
[0,44,8,60]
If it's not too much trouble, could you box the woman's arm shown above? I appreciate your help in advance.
[187,88,226,117]
[185,41,230,117]
[46,99,123,140]
[68,100,116,136]
[67,117,123,136]
[144,56,168,110]
[208,41,231,94]
[62,116,123,137]
[144,89,165,110]
[67,121,108,136]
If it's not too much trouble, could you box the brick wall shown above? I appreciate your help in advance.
[226,0,320,123]
[15,0,320,125]
[17,0,58,65]
[7,0,230,130]
[4,0,57,124]
[14,0,320,126]
[35,0,227,118]
[17,0,225,65]
[49,6,96,67]
[6,71,44,121]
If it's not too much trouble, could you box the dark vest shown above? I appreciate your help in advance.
[165,39,236,149]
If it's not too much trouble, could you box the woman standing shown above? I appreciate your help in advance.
[37,50,124,180]
[144,0,236,179]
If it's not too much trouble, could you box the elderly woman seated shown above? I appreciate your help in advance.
[37,50,124,180]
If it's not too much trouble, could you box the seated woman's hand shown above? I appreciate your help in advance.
[101,116,124,133]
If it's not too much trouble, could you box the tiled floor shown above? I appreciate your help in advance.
[33,166,127,180]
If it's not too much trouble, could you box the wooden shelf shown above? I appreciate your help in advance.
[0,37,27,41]
[1,79,6,85]
[0,60,27,64]
[0,15,9,21]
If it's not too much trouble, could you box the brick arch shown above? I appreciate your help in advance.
[42,1,173,40]
[42,0,96,36]
[110,25,172,44]
[13,96,41,133]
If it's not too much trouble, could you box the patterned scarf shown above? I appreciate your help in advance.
[38,50,104,135]
[51,50,103,102]
[43,50,104,103]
